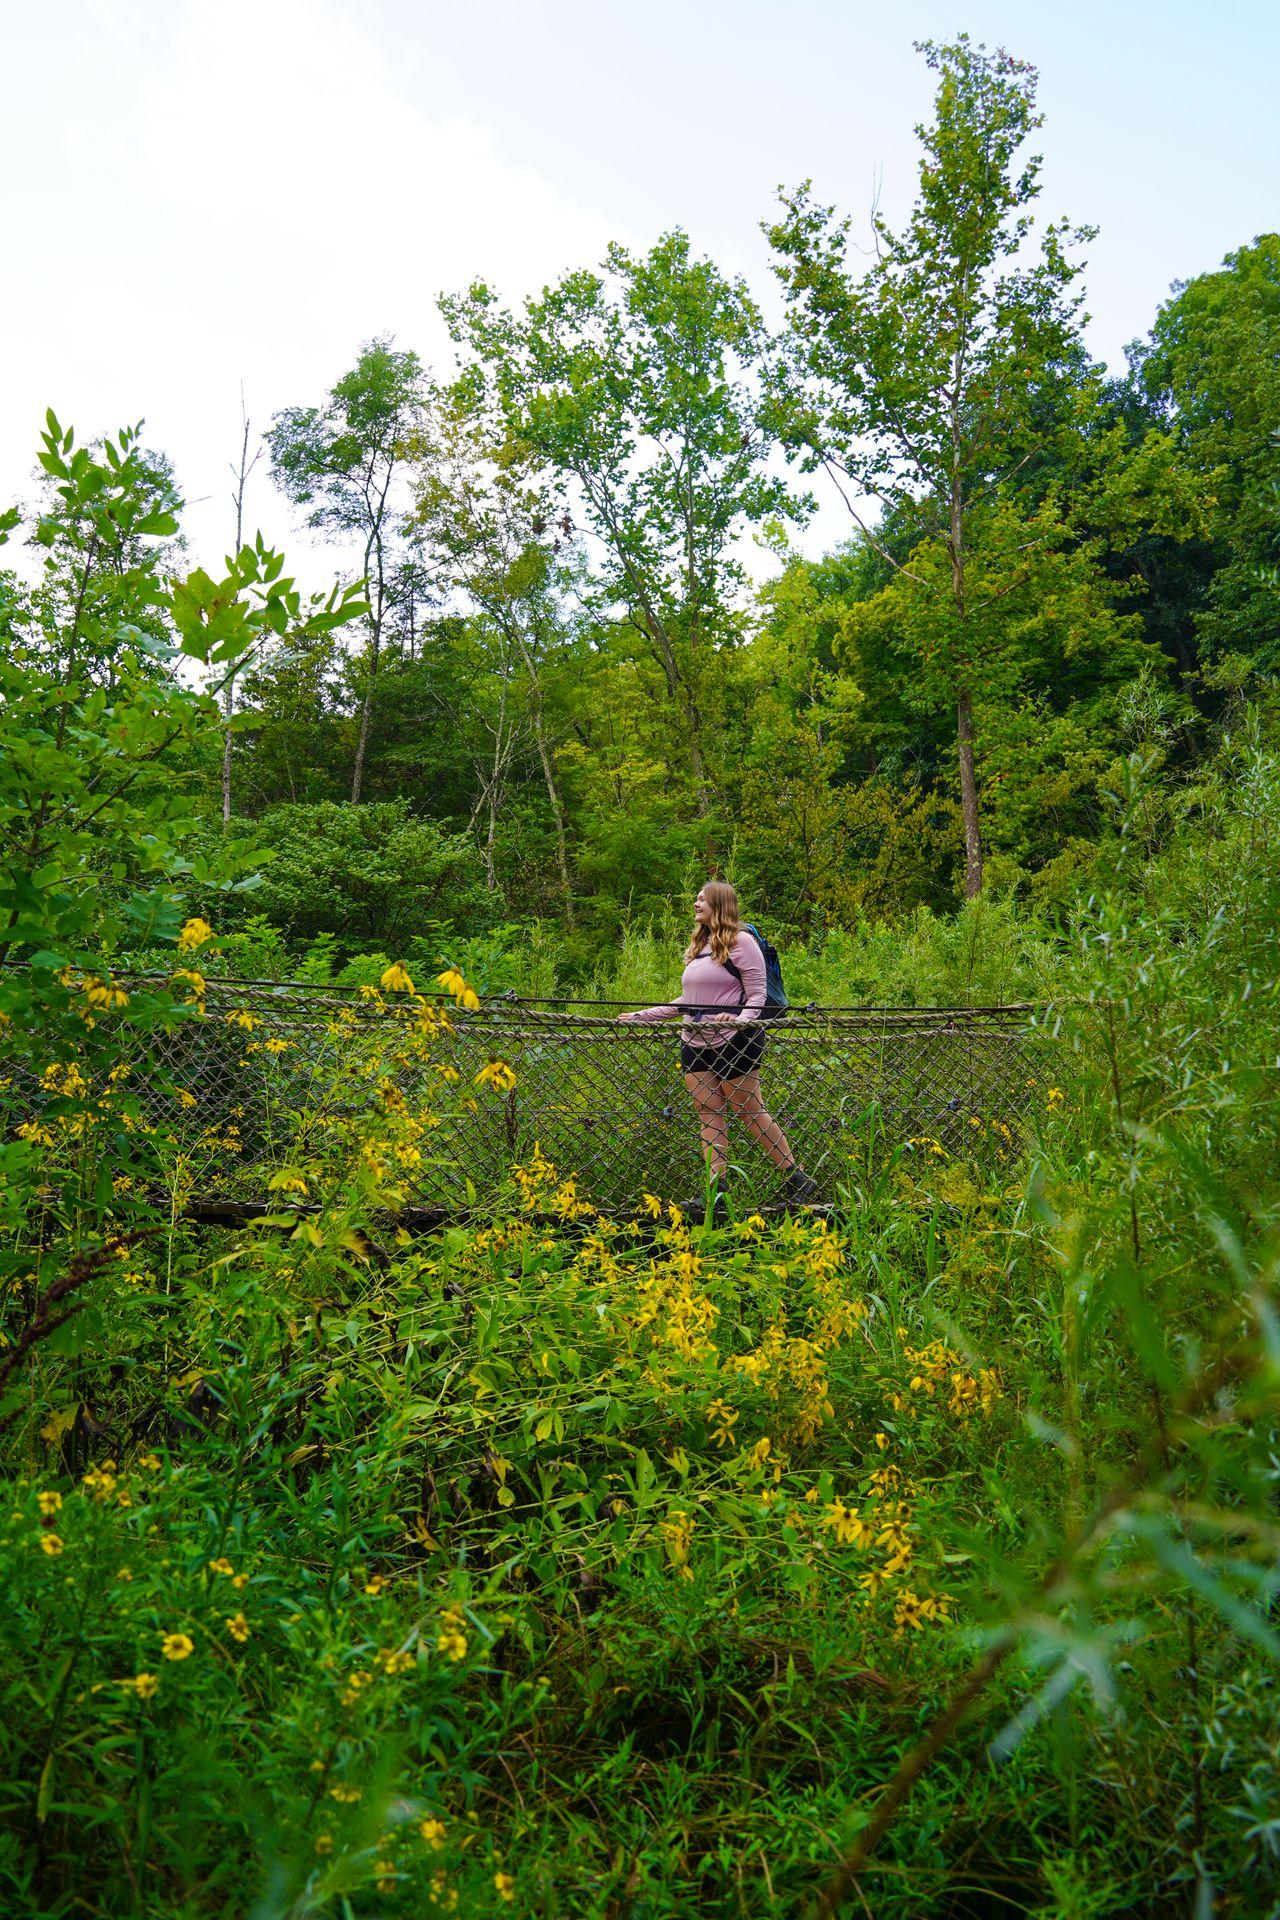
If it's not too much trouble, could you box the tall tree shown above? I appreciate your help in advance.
[221,388,263,824]
[412,379,581,924]
[768,36,1095,896]
[268,338,426,802]
[442,231,805,842]
[1130,235,1280,673]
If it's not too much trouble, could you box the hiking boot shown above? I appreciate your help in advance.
[778,1165,820,1209]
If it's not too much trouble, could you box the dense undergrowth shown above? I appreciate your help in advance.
[2,427,1279,1917]
[3,699,1280,1917]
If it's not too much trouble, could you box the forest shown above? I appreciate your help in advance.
[2,33,1279,1920]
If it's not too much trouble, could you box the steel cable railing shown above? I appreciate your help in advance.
[6,976,1056,1213]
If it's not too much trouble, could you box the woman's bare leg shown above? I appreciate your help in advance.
[683,1069,729,1176]
[721,1069,794,1170]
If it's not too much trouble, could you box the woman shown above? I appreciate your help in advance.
[619,882,819,1216]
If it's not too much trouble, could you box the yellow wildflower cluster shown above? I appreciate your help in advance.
[437,1605,469,1662]
[634,1235,719,1366]
[177,917,214,952]
[171,967,206,1009]
[512,1145,566,1213]
[379,1645,415,1677]
[706,1398,739,1448]
[41,1061,90,1099]
[436,966,481,1012]
[82,976,129,1012]
[891,1337,1001,1423]
[341,1669,373,1709]
[475,1058,517,1095]
[660,1508,695,1577]
[82,1461,121,1505]
[892,1587,952,1636]
[822,1498,875,1549]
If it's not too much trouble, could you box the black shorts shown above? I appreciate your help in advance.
[680,1023,766,1082]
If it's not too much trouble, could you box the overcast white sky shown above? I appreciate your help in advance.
[4,0,1278,583]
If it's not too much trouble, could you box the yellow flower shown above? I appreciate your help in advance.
[419,1817,447,1849]
[82,1466,118,1504]
[436,1605,469,1662]
[231,1571,250,1591]
[363,1573,386,1597]
[268,1168,310,1197]
[494,1872,515,1902]
[82,977,129,1011]
[874,1431,888,1452]
[315,1833,333,1856]
[37,1490,62,1517]
[822,1499,874,1549]
[803,1486,820,1504]
[161,1632,194,1661]
[178,917,214,952]
[328,1784,362,1804]
[660,1509,694,1574]
[208,1557,234,1576]
[436,967,481,1012]
[128,1672,159,1699]
[226,1613,250,1643]
[474,1059,517,1095]
[224,1009,260,1031]
[39,1533,64,1556]
[380,962,416,995]
[171,967,206,999]
[706,1398,738,1447]
[377,1860,398,1895]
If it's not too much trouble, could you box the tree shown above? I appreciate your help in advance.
[221,388,263,823]
[1130,235,1280,672]
[268,339,427,803]
[0,414,364,1272]
[412,379,583,923]
[442,231,805,843]
[768,36,1097,896]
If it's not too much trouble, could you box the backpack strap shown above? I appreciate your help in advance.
[721,930,763,1009]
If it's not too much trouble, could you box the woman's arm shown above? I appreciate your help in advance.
[728,934,767,1023]
[617,1000,681,1023]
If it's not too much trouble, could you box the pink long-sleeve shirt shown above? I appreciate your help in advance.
[627,932,766,1047]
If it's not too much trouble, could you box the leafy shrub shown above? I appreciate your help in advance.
[197,801,496,957]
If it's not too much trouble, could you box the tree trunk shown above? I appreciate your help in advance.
[956,685,984,900]
[350,625,379,805]
[220,692,234,824]
[223,394,258,825]
[532,712,574,927]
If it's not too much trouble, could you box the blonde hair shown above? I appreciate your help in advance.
[686,880,741,967]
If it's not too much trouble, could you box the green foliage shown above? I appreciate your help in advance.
[6,38,1280,1918]
[191,800,495,957]
[1132,235,1280,671]
[5,719,1280,1910]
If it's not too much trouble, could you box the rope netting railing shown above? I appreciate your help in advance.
[19,975,1057,1214]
